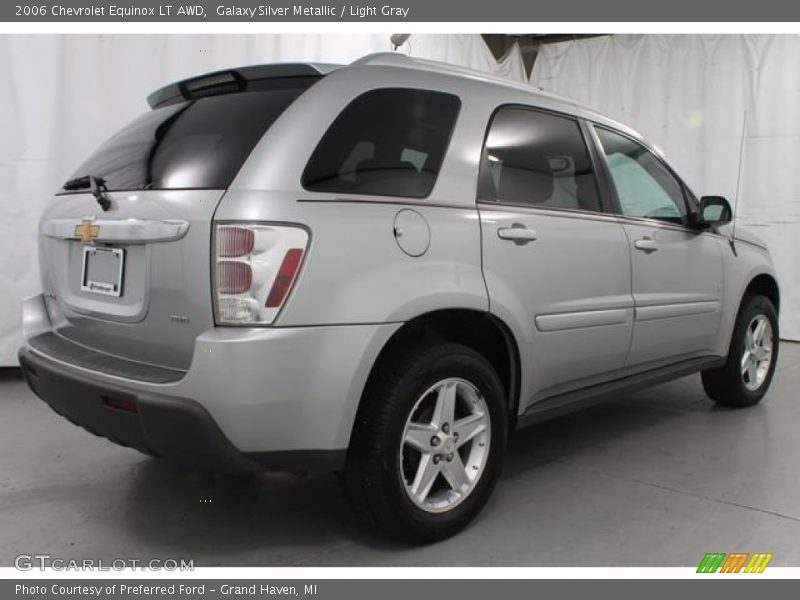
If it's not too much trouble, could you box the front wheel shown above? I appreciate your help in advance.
[702,294,778,407]
[343,341,508,543]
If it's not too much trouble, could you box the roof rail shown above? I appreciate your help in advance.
[147,63,341,108]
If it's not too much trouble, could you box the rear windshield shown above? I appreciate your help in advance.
[62,79,316,192]
[302,88,461,198]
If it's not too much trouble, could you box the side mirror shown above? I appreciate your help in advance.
[695,196,733,229]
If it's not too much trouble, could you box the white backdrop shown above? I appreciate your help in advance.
[532,34,800,340]
[0,34,525,365]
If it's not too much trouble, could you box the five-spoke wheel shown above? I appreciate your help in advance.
[703,293,778,407]
[401,378,491,512]
[741,314,774,391]
[343,342,507,543]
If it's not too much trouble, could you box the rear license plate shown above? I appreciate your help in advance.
[80,246,125,297]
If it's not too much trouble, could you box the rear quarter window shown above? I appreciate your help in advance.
[301,88,461,199]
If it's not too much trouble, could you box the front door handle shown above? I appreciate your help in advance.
[634,237,658,253]
[498,226,538,245]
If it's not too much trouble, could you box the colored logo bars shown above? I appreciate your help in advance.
[697,552,773,573]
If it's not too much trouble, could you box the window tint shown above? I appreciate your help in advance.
[64,80,315,192]
[302,88,460,198]
[478,107,602,212]
[595,127,687,224]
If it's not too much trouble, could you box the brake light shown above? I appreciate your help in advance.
[217,261,252,294]
[217,226,254,257]
[214,224,308,325]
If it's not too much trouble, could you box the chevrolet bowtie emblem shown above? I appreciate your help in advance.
[74,219,100,243]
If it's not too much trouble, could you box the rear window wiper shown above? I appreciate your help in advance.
[62,175,111,211]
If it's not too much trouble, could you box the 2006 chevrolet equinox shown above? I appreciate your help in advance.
[19,54,780,542]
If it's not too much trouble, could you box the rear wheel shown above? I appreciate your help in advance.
[343,341,507,543]
[702,294,778,407]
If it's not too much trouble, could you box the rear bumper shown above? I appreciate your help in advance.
[20,294,401,474]
[19,347,262,475]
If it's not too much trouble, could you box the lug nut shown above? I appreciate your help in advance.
[433,455,441,465]
[442,423,450,434]
[447,453,454,462]
[431,436,441,447]
[453,432,459,441]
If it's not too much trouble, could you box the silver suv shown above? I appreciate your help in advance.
[19,54,779,543]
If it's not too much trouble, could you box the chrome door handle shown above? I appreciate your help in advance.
[634,237,658,253]
[498,226,538,244]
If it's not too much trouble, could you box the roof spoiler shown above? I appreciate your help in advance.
[147,63,340,108]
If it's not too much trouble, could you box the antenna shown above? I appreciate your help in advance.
[730,109,747,253]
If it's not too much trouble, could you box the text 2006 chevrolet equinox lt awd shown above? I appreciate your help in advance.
[19,54,780,542]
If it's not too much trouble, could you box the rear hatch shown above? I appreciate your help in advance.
[38,70,322,371]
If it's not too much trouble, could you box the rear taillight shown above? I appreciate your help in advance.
[213,223,308,325]
[217,226,255,257]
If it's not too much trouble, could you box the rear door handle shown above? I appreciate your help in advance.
[498,226,538,244]
[634,237,658,253]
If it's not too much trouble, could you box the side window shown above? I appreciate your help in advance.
[595,127,688,225]
[478,106,602,213]
[302,88,460,198]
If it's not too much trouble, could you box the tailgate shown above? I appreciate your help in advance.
[39,190,222,370]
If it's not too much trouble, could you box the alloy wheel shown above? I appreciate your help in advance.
[741,314,774,391]
[399,378,491,513]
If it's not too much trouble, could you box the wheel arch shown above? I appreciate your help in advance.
[719,271,781,357]
[348,309,522,447]
[745,273,780,314]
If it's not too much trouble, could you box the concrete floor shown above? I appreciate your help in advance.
[2,344,800,567]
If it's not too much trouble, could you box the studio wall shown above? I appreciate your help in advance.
[532,34,800,340]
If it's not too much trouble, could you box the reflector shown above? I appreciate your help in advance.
[266,249,305,308]
[101,395,138,413]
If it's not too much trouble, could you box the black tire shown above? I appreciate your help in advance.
[702,294,779,407]
[343,341,508,544]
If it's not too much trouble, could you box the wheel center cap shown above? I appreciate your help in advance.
[442,438,455,454]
